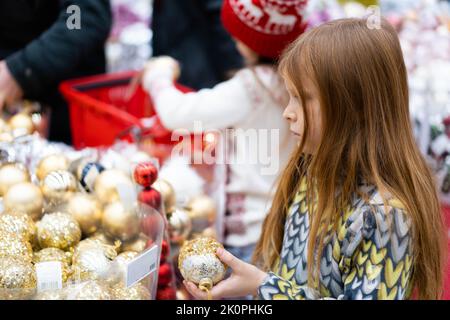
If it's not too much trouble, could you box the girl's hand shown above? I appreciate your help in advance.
[143,56,180,82]
[183,247,268,300]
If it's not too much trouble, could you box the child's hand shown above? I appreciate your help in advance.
[183,247,268,300]
[143,56,180,82]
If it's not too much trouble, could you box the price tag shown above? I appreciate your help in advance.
[126,245,159,288]
[35,261,63,292]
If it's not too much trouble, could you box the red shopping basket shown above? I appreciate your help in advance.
[59,71,191,149]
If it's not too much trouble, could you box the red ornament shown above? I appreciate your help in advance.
[138,188,162,209]
[161,240,169,259]
[140,212,162,238]
[158,263,173,287]
[156,286,176,300]
[134,162,158,188]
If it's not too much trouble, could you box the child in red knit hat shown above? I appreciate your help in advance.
[143,0,308,271]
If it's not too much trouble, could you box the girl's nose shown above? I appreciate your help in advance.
[283,108,296,122]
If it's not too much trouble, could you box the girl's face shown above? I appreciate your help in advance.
[283,75,322,154]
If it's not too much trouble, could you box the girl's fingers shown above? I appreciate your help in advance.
[216,248,241,270]
[183,281,208,300]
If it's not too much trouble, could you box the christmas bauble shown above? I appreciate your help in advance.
[77,162,105,193]
[121,234,149,253]
[111,251,139,283]
[94,169,134,204]
[88,231,121,249]
[0,212,36,243]
[33,248,72,282]
[65,280,113,300]
[138,188,161,209]
[0,256,36,300]
[178,237,226,294]
[0,162,30,196]
[41,170,77,204]
[71,239,117,282]
[133,162,158,188]
[152,179,176,212]
[4,182,44,221]
[112,283,151,300]
[36,212,81,251]
[67,193,102,236]
[158,262,173,287]
[102,202,140,241]
[187,195,217,233]
[0,232,33,262]
[36,154,69,181]
[168,208,192,244]
[8,113,34,136]
[156,286,176,300]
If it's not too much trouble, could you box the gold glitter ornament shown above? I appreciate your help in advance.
[33,248,72,282]
[178,237,226,300]
[0,232,33,262]
[67,193,102,236]
[94,169,134,204]
[0,256,36,300]
[0,162,30,196]
[121,234,149,253]
[3,182,44,221]
[71,239,117,282]
[186,195,216,233]
[8,113,34,136]
[65,280,113,300]
[41,170,77,204]
[112,283,151,300]
[36,212,81,251]
[102,201,140,241]
[168,208,192,244]
[36,154,69,181]
[110,251,139,284]
[89,230,121,249]
[153,179,176,212]
[0,212,36,243]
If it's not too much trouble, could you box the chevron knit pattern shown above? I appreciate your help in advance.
[258,179,414,300]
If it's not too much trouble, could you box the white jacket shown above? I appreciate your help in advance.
[143,65,295,247]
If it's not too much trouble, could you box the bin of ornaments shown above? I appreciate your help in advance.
[0,115,170,299]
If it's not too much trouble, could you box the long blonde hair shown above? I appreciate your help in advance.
[253,18,447,300]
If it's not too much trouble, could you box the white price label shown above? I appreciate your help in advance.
[126,245,159,288]
[35,261,63,292]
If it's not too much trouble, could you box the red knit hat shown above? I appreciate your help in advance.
[221,0,308,59]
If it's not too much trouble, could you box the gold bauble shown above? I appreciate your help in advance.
[0,163,30,196]
[168,208,192,244]
[33,248,72,282]
[4,182,44,221]
[0,212,36,243]
[65,280,113,300]
[70,239,117,282]
[41,170,77,204]
[102,202,140,241]
[33,289,66,300]
[112,283,151,300]
[187,195,217,233]
[36,212,81,251]
[178,237,226,292]
[153,179,176,212]
[89,230,121,249]
[110,251,139,284]
[0,232,33,262]
[8,113,34,136]
[67,193,102,236]
[0,256,36,300]
[121,234,149,253]
[94,169,134,204]
[36,154,69,181]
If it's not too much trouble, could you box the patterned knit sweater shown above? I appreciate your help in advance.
[258,179,414,300]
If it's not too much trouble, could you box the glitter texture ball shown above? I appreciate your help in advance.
[41,170,77,204]
[71,239,117,282]
[178,237,226,289]
[0,162,30,196]
[153,179,176,212]
[186,195,217,233]
[0,232,33,262]
[77,162,105,193]
[112,283,151,300]
[36,212,81,251]
[67,193,103,236]
[4,182,44,221]
[121,234,149,253]
[102,202,140,241]
[0,256,37,300]
[36,154,69,181]
[168,208,192,244]
[33,248,72,282]
[94,169,134,204]
[0,212,36,243]
[88,230,121,249]
[65,280,113,300]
